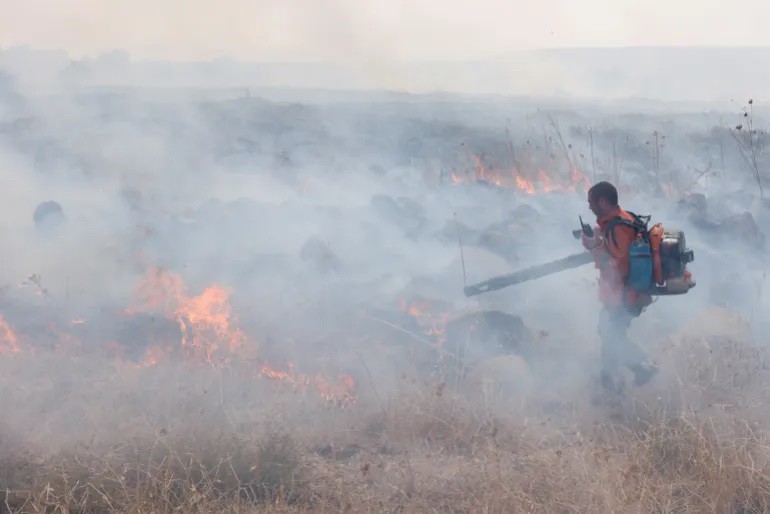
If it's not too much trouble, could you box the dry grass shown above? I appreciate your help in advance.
[0,309,769,513]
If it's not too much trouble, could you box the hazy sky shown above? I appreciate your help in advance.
[2,0,770,62]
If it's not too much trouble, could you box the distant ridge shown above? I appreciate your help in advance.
[2,45,770,103]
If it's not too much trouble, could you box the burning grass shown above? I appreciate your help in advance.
[449,153,592,194]
[1,312,770,513]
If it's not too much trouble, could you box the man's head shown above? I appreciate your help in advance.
[587,181,619,218]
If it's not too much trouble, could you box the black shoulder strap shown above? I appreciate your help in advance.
[603,211,651,248]
[626,211,652,229]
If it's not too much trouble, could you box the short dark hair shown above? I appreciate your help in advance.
[588,181,618,206]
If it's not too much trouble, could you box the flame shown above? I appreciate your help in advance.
[134,345,166,368]
[515,175,536,194]
[0,315,19,355]
[0,265,358,408]
[570,166,592,190]
[125,266,357,406]
[404,299,428,318]
[450,154,591,194]
[126,267,248,365]
[126,266,187,315]
[175,285,247,364]
[314,373,357,407]
[399,298,449,346]
[49,322,81,353]
[259,362,357,408]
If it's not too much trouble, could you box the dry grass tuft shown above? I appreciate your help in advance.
[1,310,769,512]
[0,428,309,512]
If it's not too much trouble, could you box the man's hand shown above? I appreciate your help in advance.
[581,229,601,250]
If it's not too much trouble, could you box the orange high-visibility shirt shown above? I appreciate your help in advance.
[591,207,652,310]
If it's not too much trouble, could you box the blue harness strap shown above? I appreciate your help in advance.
[602,211,653,292]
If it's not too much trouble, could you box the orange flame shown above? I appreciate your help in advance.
[125,267,187,316]
[0,315,19,355]
[175,285,247,364]
[399,298,449,346]
[450,154,591,194]
[134,345,166,368]
[126,267,248,365]
[0,265,359,407]
[515,175,536,194]
[259,362,357,408]
[126,266,357,407]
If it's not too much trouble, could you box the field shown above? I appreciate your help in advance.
[1,65,770,512]
[1,309,769,513]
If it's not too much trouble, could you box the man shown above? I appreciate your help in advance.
[580,181,658,392]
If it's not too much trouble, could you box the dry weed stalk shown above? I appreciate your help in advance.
[726,98,767,198]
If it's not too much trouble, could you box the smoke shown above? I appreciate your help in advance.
[0,47,769,457]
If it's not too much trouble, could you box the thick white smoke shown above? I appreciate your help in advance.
[0,48,768,441]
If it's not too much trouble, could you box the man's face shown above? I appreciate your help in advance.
[588,193,607,217]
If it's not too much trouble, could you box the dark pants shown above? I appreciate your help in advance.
[597,306,657,389]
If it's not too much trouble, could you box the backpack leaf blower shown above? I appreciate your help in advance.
[463,214,696,297]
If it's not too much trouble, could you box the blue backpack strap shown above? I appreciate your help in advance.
[603,211,655,297]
